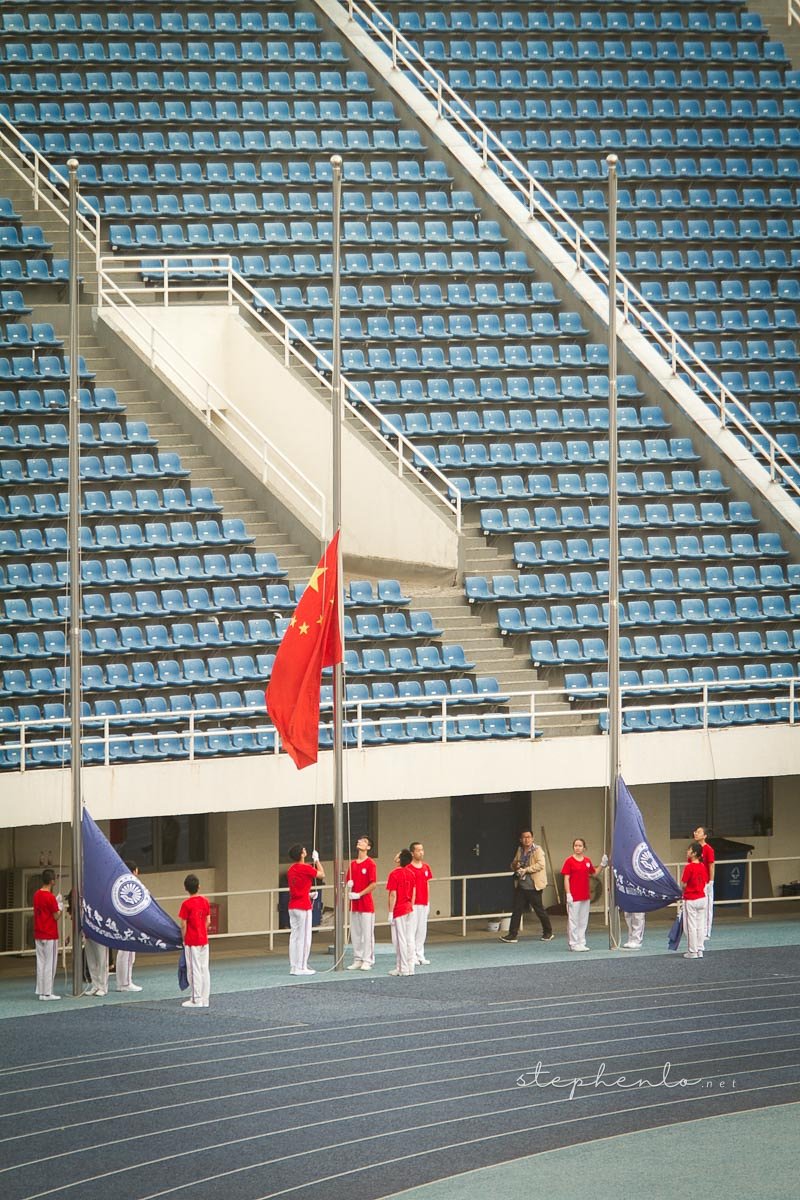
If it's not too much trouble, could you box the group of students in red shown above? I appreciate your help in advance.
[286,836,433,977]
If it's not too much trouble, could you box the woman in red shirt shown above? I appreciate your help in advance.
[561,838,607,951]
[681,842,708,960]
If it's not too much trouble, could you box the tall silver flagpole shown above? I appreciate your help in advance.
[67,160,84,995]
[606,154,620,949]
[330,154,345,969]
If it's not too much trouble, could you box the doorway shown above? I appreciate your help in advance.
[450,792,530,915]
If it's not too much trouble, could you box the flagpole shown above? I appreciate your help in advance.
[67,159,84,995]
[606,154,620,950]
[330,154,345,970]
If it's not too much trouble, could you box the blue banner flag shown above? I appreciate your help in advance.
[612,777,682,913]
[81,810,182,951]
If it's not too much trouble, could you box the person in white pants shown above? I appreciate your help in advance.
[179,873,211,1007]
[33,869,61,1000]
[387,849,416,976]
[694,826,715,938]
[287,845,324,977]
[682,842,708,960]
[84,936,109,996]
[115,860,143,992]
[346,835,377,970]
[622,911,645,949]
[409,841,433,965]
[561,839,608,951]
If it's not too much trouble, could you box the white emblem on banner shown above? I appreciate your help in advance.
[111,873,151,916]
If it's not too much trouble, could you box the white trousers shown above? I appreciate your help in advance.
[685,897,706,956]
[624,912,646,947]
[350,911,375,965]
[392,912,415,975]
[412,903,429,961]
[35,939,58,997]
[186,944,210,1004]
[84,938,109,993]
[288,908,312,972]
[567,898,590,949]
[705,881,714,936]
[116,949,136,989]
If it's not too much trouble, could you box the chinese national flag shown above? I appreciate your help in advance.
[265,531,342,769]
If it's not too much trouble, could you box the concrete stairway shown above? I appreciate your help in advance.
[747,0,800,63]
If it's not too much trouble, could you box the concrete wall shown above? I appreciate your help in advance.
[376,795,452,919]
[99,304,458,574]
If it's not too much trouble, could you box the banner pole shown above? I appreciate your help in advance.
[330,154,345,970]
[606,154,620,950]
[67,159,84,996]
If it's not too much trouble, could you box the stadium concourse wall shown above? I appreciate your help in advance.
[2,727,800,934]
[97,302,460,575]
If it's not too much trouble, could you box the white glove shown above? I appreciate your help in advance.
[599,854,609,869]
[566,896,574,906]
[350,892,362,901]
[55,893,63,909]
[387,914,394,924]
[345,878,353,889]
[311,850,319,863]
[310,891,318,901]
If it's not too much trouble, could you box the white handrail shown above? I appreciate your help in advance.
[98,253,463,530]
[96,259,328,535]
[341,0,800,501]
[1,676,797,770]
[790,1,800,28]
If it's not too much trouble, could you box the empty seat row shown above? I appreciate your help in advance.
[599,701,798,731]
[530,626,800,667]
[7,97,395,126]
[499,593,800,634]
[0,419,150,448]
[0,451,186,485]
[566,661,798,700]
[0,518,253,557]
[470,94,797,123]
[501,126,800,152]
[664,309,799,337]
[642,277,800,305]
[0,321,62,350]
[0,386,123,413]
[393,10,764,34]
[88,183,480,216]
[621,246,800,273]
[466,561,799,603]
[3,68,374,95]
[0,225,51,252]
[1,12,321,35]
[451,467,722,501]
[409,37,777,64]
[0,487,218,520]
[513,531,787,567]
[0,260,72,286]
[1,40,349,66]
[1,552,286,592]
[416,438,698,469]
[437,65,796,92]
[386,408,669,440]
[481,501,758,536]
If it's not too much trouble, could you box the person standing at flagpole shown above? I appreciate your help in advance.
[622,910,645,949]
[115,861,143,992]
[387,849,416,976]
[562,838,608,951]
[179,873,211,1007]
[287,845,324,976]
[681,841,708,960]
[346,835,377,971]
[409,841,433,965]
[33,869,62,1001]
[693,825,715,938]
[83,935,109,997]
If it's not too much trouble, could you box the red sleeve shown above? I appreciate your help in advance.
[561,858,572,876]
[586,858,596,875]
[366,860,377,884]
[178,900,188,920]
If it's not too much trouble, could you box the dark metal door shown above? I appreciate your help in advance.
[451,792,530,915]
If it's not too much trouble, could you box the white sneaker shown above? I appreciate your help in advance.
[182,999,202,1007]
[573,945,590,952]
[346,961,363,971]
[388,968,401,976]
[359,962,373,971]
[683,952,698,959]
[119,983,143,992]
[622,942,639,950]
[289,969,300,976]
[299,967,316,975]
[40,994,61,1001]
[417,957,431,965]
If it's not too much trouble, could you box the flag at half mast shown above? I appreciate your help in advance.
[266,531,342,769]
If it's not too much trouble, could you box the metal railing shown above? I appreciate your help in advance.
[1,677,797,771]
[341,0,800,502]
[97,254,463,530]
[2,856,798,957]
[790,1,800,29]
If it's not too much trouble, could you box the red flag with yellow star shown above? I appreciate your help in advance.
[265,532,342,769]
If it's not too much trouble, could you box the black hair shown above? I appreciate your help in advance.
[42,868,56,885]
[124,860,138,874]
[688,840,703,860]
[358,835,373,849]
[399,849,413,868]
[183,873,200,894]
[409,841,422,852]
[518,828,533,838]
[288,844,304,863]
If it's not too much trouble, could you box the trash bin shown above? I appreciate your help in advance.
[708,837,754,905]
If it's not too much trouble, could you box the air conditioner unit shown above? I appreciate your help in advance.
[0,868,70,954]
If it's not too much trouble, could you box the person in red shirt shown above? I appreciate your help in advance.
[346,835,377,971]
[681,841,708,960]
[33,868,61,1001]
[409,841,433,965]
[386,849,416,976]
[693,825,716,938]
[287,844,324,977]
[561,838,608,951]
[179,873,211,1008]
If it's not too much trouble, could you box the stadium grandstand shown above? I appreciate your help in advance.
[0,0,799,953]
